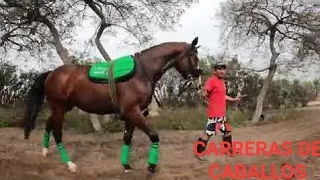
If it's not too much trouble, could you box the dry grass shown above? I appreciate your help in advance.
[0,105,303,134]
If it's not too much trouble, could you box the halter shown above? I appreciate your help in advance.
[162,46,198,78]
[162,46,201,96]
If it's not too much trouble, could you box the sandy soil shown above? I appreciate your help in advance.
[0,109,319,180]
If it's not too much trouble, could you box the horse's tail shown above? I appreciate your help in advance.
[22,71,51,140]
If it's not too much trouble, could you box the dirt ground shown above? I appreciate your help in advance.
[0,109,319,180]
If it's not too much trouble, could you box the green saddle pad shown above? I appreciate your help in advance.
[88,55,136,83]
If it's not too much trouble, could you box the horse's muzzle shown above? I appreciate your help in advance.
[181,68,203,80]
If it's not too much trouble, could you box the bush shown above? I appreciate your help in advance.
[148,106,207,130]
[226,109,251,127]
[0,105,251,132]
[148,105,251,130]
[255,109,302,126]
[0,105,308,133]
[0,107,24,127]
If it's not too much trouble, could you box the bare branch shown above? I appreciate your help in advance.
[83,0,112,60]
[239,66,271,73]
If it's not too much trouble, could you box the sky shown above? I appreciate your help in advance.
[1,0,319,81]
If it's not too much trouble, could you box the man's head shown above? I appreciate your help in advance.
[213,62,226,78]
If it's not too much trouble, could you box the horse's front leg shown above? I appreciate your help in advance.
[121,121,135,172]
[123,106,160,174]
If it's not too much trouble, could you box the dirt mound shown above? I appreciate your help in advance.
[0,109,319,180]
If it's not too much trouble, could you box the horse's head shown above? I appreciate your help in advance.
[173,37,202,80]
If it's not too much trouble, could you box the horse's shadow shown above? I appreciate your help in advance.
[120,169,159,180]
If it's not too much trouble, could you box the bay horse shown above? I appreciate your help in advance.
[22,37,202,174]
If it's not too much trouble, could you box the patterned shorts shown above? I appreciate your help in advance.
[205,117,232,136]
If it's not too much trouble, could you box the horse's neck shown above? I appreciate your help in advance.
[137,43,183,86]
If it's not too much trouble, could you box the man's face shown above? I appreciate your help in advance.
[214,66,226,78]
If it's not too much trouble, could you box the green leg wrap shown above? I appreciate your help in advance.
[57,143,71,164]
[148,142,159,165]
[120,144,130,165]
[43,131,51,148]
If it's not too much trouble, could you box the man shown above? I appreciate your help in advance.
[195,62,241,158]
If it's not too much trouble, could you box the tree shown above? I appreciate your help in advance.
[0,0,82,64]
[217,0,320,122]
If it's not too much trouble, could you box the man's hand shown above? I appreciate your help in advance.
[226,94,246,102]
[200,89,208,106]
[233,97,241,102]
[201,89,208,99]
[234,94,247,102]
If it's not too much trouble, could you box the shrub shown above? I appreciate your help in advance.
[148,105,251,130]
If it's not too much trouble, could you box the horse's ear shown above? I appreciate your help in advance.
[191,37,198,48]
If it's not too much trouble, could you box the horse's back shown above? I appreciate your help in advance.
[45,64,90,98]
[51,64,89,74]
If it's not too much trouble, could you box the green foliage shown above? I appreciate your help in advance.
[265,79,316,108]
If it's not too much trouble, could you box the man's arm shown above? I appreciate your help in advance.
[226,95,240,102]
[201,78,214,99]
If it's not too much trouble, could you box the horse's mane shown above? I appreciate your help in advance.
[135,42,188,57]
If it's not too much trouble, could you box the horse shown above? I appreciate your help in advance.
[22,37,202,174]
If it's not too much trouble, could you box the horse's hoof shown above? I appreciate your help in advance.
[123,164,133,173]
[42,147,49,157]
[147,164,156,174]
[67,161,77,173]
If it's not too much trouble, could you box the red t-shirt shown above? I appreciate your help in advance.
[203,75,226,117]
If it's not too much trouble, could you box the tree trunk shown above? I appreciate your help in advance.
[251,64,277,123]
[40,16,71,64]
[148,97,161,117]
[89,114,103,132]
[251,26,280,123]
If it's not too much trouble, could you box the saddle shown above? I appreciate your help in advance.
[88,55,136,84]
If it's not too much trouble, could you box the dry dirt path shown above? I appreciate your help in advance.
[0,109,319,180]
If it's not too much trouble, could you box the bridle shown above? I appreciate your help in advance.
[162,46,202,96]
[163,46,201,77]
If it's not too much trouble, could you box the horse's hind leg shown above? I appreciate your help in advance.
[50,103,77,172]
[123,107,160,174]
[42,116,53,157]
[120,121,135,172]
